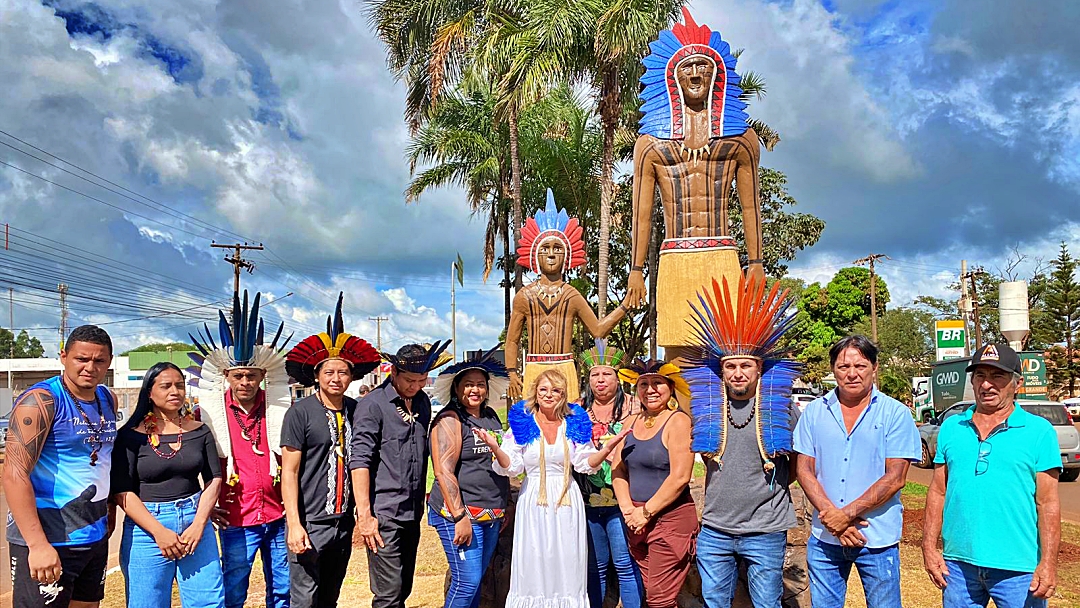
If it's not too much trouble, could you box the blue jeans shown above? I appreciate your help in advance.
[428,507,500,608]
[220,518,290,608]
[586,506,642,608]
[806,535,901,608]
[943,560,1048,608]
[120,492,225,608]
[697,526,786,608]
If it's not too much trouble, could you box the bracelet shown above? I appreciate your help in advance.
[748,259,763,265]
[631,266,644,272]
[450,509,468,523]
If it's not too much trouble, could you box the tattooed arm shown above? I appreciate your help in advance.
[1,388,63,584]
[431,412,471,545]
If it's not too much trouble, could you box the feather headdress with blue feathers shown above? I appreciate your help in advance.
[683,274,803,472]
[186,290,292,481]
[432,344,510,408]
[639,8,750,141]
[382,340,453,375]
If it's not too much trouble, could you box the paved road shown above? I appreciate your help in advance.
[908,462,1080,523]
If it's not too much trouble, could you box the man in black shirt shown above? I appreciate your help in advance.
[282,295,381,608]
[350,341,451,608]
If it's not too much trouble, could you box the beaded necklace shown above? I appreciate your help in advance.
[143,411,186,459]
[230,402,265,456]
[60,378,107,466]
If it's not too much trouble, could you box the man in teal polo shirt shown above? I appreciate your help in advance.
[923,343,1060,608]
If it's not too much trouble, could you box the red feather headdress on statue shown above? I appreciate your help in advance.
[516,190,586,274]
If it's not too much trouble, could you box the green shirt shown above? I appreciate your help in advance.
[934,404,1060,572]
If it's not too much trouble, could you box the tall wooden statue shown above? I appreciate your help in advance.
[506,191,630,401]
[625,8,764,354]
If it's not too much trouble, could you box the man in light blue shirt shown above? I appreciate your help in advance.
[793,335,920,608]
[923,343,1060,608]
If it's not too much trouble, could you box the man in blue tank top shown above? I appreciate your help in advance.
[3,325,118,608]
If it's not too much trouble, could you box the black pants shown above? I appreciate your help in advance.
[10,538,108,607]
[288,517,355,608]
[367,518,422,608]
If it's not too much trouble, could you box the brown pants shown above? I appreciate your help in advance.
[627,496,698,608]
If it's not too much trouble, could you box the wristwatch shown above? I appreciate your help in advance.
[450,510,468,523]
[641,505,653,520]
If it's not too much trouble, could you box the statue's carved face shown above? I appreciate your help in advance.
[537,238,567,275]
[675,55,715,109]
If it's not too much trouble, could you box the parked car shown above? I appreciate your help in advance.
[1064,397,1080,420]
[917,400,1080,482]
[791,394,816,413]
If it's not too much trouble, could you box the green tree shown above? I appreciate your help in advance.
[727,168,825,276]
[119,342,196,356]
[800,267,889,348]
[0,329,45,358]
[1045,243,1080,396]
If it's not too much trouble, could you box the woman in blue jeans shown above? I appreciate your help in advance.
[428,349,512,608]
[577,340,642,608]
[112,362,225,608]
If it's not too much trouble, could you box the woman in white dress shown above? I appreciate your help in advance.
[474,369,631,608]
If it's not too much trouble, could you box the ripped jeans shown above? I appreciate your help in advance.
[806,536,902,608]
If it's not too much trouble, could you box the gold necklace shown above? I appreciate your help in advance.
[642,409,663,429]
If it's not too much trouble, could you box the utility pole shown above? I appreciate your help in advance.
[58,283,69,350]
[962,267,986,351]
[8,287,13,393]
[211,242,263,298]
[854,254,888,343]
[369,316,389,383]
[452,254,463,363]
[959,260,971,357]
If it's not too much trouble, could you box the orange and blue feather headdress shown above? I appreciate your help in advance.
[639,8,750,141]
[286,293,380,387]
[684,274,803,471]
[516,190,586,274]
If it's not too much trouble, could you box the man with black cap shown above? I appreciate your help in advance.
[923,343,1061,608]
[350,341,451,608]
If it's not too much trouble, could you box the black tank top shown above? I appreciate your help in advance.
[622,413,678,503]
[428,403,510,512]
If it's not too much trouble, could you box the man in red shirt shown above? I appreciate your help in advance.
[189,292,293,608]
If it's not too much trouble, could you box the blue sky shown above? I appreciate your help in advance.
[1,0,1077,355]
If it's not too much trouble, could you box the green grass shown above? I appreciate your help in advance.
[902,481,928,497]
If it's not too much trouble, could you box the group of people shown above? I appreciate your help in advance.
[1,277,1063,608]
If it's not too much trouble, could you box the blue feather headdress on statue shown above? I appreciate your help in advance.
[186,290,293,481]
[639,8,750,141]
[683,274,803,472]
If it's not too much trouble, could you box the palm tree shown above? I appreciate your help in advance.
[403,85,517,325]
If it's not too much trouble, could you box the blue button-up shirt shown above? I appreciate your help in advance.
[793,387,920,548]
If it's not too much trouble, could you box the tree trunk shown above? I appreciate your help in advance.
[509,105,524,290]
[597,66,619,315]
[502,202,512,330]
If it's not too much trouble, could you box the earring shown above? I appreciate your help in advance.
[668,397,678,411]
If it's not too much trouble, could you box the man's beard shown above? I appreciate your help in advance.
[727,383,751,398]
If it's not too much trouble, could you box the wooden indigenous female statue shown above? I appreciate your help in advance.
[625,9,764,352]
[506,191,630,401]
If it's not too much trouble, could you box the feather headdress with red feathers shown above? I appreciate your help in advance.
[286,292,380,387]
[516,190,586,274]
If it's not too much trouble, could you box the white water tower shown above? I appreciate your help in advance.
[999,281,1030,352]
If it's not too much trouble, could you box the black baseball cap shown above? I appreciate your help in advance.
[965,343,1022,374]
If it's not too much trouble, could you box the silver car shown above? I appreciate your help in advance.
[917,400,1080,482]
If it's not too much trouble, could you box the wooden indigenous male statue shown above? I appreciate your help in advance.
[625,9,764,352]
[506,191,629,401]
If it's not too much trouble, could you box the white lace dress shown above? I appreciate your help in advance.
[494,422,601,608]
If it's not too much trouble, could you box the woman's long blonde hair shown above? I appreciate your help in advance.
[524,369,572,419]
